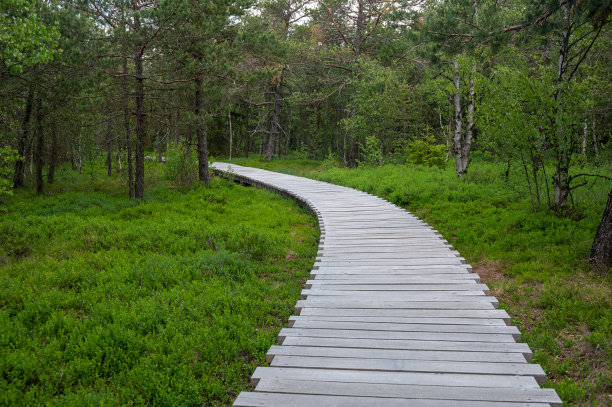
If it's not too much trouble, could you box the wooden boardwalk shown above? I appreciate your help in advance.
[212,163,561,407]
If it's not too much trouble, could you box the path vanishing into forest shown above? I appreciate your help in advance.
[211,163,561,407]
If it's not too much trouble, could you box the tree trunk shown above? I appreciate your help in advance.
[47,100,58,184]
[76,129,82,173]
[460,62,476,175]
[553,156,570,209]
[552,3,572,209]
[453,60,465,177]
[13,88,34,188]
[106,118,113,176]
[582,119,587,156]
[264,69,283,160]
[228,109,233,161]
[195,77,210,186]
[589,188,612,267]
[133,41,145,199]
[343,130,347,165]
[285,105,291,158]
[123,42,134,197]
[116,141,122,171]
[28,137,33,175]
[244,102,249,158]
[592,119,598,156]
[348,137,357,167]
[156,130,163,163]
[34,94,44,195]
[346,0,364,168]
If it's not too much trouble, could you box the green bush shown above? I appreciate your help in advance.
[163,147,198,186]
[0,146,19,196]
[406,128,446,169]
[358,135,382,167]
[322,148,339,170]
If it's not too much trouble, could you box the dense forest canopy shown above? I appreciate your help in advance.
[0,0,610,206]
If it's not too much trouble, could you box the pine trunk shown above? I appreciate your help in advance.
[133,42,145,199]
[552,3,572,210]
[123,43,134,197]
[264,70,283,161]
[590,188,612,267]
[34,95,44,195]
[195,77,210,186]
[453,61,465,177]
[106,118,113,176]
[13,88,34,188]
[244,102,249,158]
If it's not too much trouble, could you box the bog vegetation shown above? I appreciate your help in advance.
[0,163,318,405]
[1,0,611,405]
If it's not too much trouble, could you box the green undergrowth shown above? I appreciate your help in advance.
[0,163,318,406]
[231,155,611,406]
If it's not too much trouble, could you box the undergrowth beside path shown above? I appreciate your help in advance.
[0,164,318,406]
[232,155,611,406]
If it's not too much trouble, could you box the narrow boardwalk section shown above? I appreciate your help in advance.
[212,163,561,407]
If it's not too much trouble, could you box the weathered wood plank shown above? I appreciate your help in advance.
[265,345,527,363]
[279,337,533,360]
[269,356,545,382]
[289,320,521,337]
[278,328,517,343]
[250,367,540,388]
[310,274,480,281]
[288,315,508,326]
[234,392,553,407]
[254,380,561,405]
[305,284,488,292]
[301,289,489,298]
[295,299,497,312]
[298,307,511,320]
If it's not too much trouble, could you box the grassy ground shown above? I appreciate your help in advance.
[229,154,611,406]
[0,161,318,406]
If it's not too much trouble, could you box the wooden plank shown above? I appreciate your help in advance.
[269,356,545,382]
[313,265,472,272]
[295,299,497,312]
[288,315,508,326]
[298,308,511,321]
[316,259,465,266]
[280,337,533,360]
[312,269,473,277]
[234,392,553,407]
[250,367,540,388]
[306,284,488,291]
[317,252,459,259]
[253,380,561,405]
[289,320,520,338]
[278,328,517,343]
[266,345,527,363]
[302,289,488,297]
[310,274,480,281]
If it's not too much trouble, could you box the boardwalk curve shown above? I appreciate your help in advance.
[211,163,561,407]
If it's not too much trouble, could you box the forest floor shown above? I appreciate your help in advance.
[229,154,612,406]
[0,161,319,406]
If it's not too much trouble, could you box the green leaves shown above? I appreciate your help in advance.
[0,0,60,74]
[0,146,19,196]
